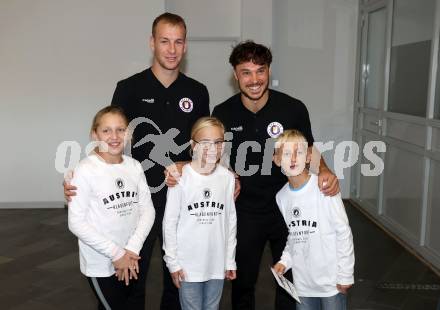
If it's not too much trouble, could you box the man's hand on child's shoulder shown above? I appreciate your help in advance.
[164,161,187,187]
[63,170,77,202]
[318,168,340,197]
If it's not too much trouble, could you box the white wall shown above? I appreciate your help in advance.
[0,0,358,205]
[166,0,241,39]
[0,0,273,206]
[271,0,359,198]
[0,0,164,206]
[241,0,273,47]
[167,0,273,108]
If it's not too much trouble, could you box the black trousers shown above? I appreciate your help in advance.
[124,193,181,310]
[87,276,131,310]
[232,209,296,310]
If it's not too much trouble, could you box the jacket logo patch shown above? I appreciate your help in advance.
[179,97,193,113]
[267,121,284,138]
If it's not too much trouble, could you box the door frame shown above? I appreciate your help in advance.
[352,0,440,271]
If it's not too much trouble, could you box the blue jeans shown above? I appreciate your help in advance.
[297,293,347,310]
[179,279,224,310]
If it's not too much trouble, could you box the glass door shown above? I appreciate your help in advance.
[354,1,389,214]
[353,0,440,270]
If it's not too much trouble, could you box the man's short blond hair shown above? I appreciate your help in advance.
[152,12,187,38]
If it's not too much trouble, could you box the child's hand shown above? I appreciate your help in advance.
[115,268,129,282]
[273,262,286,275]
[126,250,140,279]
[171,269,185,288]
[225,270,236,280]
[115,268,123,280]
[113,251,140,286]
[115,267,132,285]
[336,284,352,294]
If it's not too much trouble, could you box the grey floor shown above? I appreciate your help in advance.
[0,202,439,310]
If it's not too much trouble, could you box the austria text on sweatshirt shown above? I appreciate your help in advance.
[163,164,237,282]
[68,154,155,277]
[276,174,355,297]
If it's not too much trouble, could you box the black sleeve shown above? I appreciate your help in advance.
[211,104,227,125]
[200,85,210,117]
[110,80,130,108]
[211,105,219,118]
[298,101,314,146]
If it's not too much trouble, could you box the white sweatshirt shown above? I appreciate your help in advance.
[68,154,155,277]
[163,164,237,282]
[276,174,354,297]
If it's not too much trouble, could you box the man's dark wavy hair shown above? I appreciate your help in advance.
[229,40,272,68]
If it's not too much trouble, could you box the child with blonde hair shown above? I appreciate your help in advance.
[68,106,155,309]
[272,129,354,310]
[163,116,237,310]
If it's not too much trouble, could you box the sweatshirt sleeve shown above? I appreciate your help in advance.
[279,241,293,272]
[276,192,293,271]
[68,167,125,261]
[162,185,183,273]
[328,195,355,285]
[226,175,237,270]
[125,166,156,255]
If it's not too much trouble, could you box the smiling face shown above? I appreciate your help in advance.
[150,21,186,72]
[92,113,128,163]
[274,138,310,177]
[234,61,270,102]
[191,125,225,167]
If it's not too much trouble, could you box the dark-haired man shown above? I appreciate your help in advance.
[212,41,339,310]
[65,13,209,310]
